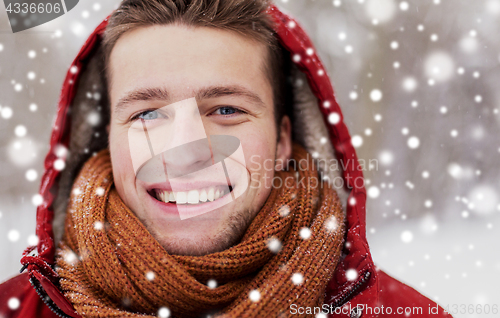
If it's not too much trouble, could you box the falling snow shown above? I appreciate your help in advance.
[158,307,171,318]
[146,271,155,281]
[0,1,498,315]
[267,237,282,253]
[249,289,261,302]
[207,279,217,289]
[346,269,358,281]
[299,227,312,240]
[291,272,304,285]
[96,187,105,196]
[278,205,290,217]
[401,230,413,243]
[8,297,20,310]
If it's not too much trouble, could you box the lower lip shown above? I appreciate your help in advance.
[147,190,234,220]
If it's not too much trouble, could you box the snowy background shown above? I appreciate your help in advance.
[1,0,499,317]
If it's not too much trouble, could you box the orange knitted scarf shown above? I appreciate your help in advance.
[55,145,345,318]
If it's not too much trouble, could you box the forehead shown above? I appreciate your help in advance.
[108,24,272,109]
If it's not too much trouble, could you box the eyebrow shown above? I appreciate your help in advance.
[114,85,265,115]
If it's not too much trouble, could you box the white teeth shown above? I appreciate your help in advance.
[187,190,199,204]
[155,186,229,204]
[200,189,208,202]
[176,192,187,204]
[207,188,215,202]
[169,192,176,202]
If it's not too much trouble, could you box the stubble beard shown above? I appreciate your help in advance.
[139,205,257,256]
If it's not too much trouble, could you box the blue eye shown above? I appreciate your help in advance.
[137,110,159,120]
[216,107,238,115]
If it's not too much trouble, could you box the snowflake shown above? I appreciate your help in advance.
[27,234,39,245]
[207,279,217,289]
[365,0,396,23]
[328,113,340,125]
[32,194,43,207]
[346,269,358,281]
[94,221,104,230]
[399,1,409,10]
[299,227,311,240]
[8,297,20,310]
[1,106,13,119]
[367,186,380,199]
[26,169,38,181]
[146,271,155,281]
[96,187,105,196]
[54,144,68,158]
[249,289,261,302]
[158,307,171,318]
[53,159,66,171]
[407,136,420,149]
[87,111,101,126]
[402,77,417,92]
[279,205,290,217]
[291,273,304,285]
[267,237,282,253]
[351,135,363,148]
[379,151,393,166]
[63,250,79,265]
[7,230,20,242]
[324,216,339,232]
[401,230,413,243]
[424,200,433,208]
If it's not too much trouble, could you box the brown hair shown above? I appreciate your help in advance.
[102,0,290,129]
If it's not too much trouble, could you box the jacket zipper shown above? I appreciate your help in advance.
[29,276,75,318]
[330,271,371,310]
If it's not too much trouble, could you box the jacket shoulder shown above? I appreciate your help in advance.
[376,269,453,317]
[0,273,59,318]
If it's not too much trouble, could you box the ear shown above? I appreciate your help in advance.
[275,115,292,169]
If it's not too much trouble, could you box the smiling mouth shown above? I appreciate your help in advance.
[150,186,232,205]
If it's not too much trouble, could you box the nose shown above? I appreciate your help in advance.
[158,98,212,177]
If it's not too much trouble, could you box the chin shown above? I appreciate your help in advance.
[135,201,252,256]
[153,222,238,256]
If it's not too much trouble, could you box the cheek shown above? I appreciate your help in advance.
[240,130,277,193]
[240,127,276,166]
[109,129,136,193]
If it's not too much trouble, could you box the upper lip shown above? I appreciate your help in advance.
[143,180,231,192]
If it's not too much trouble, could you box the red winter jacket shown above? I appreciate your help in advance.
[0,5,452,318]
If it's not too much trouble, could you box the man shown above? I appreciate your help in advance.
[0,0,452,317]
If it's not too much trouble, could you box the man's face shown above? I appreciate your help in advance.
[108,25,291,256]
